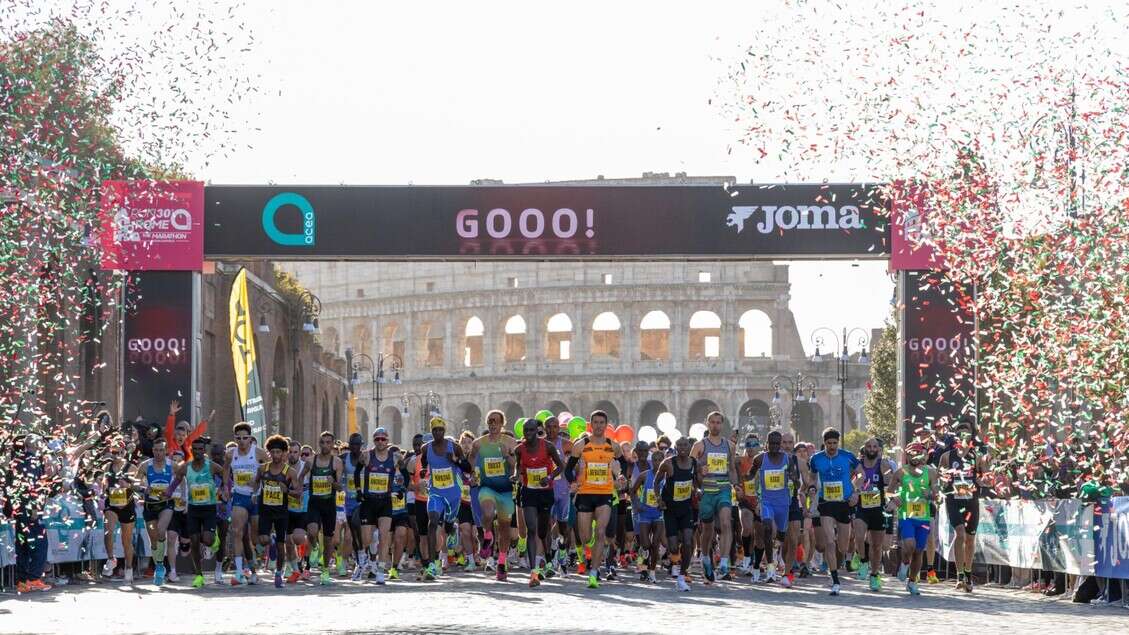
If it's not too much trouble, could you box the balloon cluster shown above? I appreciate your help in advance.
[724,0,1129,495]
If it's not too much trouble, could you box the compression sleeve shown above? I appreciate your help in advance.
[565,455,579,483]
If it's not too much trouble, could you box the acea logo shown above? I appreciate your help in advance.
[262,192,316,246]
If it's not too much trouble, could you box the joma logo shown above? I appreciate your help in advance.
[727,205,864,234]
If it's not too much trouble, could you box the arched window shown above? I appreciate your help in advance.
[639,310,671,361]
[420,322,444,368]
[738,309,773,358]
[464,316,484,367]
[688,310,721,359]
[546,313,573,361]
[591,311,621,359]
[503,315,527,362]
[382,322,404,362]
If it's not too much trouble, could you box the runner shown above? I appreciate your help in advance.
[456,431,481,572]
[938,418,990,592]
[407,434,433,578]
[285,439,311,583]
[340,433,366,578]
[100,437,139,584]
[887,441,937,596]
[253,435,304,588]
[629,443,665,584]
[471,410,517,581]
[566,410,626,589]
[137,438,175,586]
[804,427,862,596]
[300,431,343,585]
[418,416,474,581]
[546,416,573,573]
[657,436,699,592]
[168,436,226,589]
[223,422,269,585]
[208,444,230,584]
[355,427,400,584]
[737,434,764,581]
[749,430,796,586]
[689,411,739,582]
[514,416,564,586]
[853,437,895,591]
[388,445,412,581]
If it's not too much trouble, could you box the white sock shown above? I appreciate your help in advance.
[672,564,681,576]
[720,556,729,568]
[214,562,222,575]
[235,556,244,572]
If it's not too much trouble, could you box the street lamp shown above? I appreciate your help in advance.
[352,351,403,433]
[401,390,442,433]
[771,372,819,435]
[810,327,870,434]
[294,290,321,333]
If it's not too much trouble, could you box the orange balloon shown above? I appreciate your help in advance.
[616,425,635,443]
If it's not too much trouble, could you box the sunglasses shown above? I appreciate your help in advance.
[374,437,388,442]
[234,435,251,441]
[301,452,311,457]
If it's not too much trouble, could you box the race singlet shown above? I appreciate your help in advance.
[822,481,844,502]
[673,480,692,502]
[585,462,610,485]
[763,469,785,491]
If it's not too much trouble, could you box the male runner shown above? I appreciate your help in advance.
[168,436,226,589]
[137,438,175,586]
[803,427,862,596]
[887,441,937,595]
[690,411,739,581]
[299,431,343,585]
[737,434,763,580]
[388,445,412,580]
[938,418,990,592]
[340,432,366,577]
[657,436,699,592]
[253,435,304,588]
[854,437,895,591]
[546,416,574,572]
[101,439,138,584]
[513,416,564,586]
[471,410,518,581]
[284,440,311,583]
[418,417,474,581]
[354,427,400,584]
[750,430,797,585]
[566,410,627,589]
[629,444,665,584]
[223,422,269,585]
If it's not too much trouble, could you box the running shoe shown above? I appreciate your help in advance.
[336,558,346,577]
[780,574,793,588]
[26,579,53,592]
[869,575,881,592]
[497,563,508,581]
[192,574,205,589]
[750,569,761,583]
[375,567,386,585]
[926,570,939,584]
[212,570,223,585]
[542,564,555,580]
[286,570,301,584]
[320,570,333,586]
[675,578,691,592]
[424,562,437,581]
[101,558,117,577]
[154,564,165,587]
[352,562,366,581]
[388,567,399,581]
[249,571,260,585]
[896,562,909,582]
[167,570,180,583]
[647,570,657,584]
[907,580,921,595]
[529,570,541,587]
[231,569,247,586]
[587,574,599,589]
[830,582,841,596]
[478,538,493,560]
[274,571,283,588]
[850,553,861,571]
[857,561,870,580]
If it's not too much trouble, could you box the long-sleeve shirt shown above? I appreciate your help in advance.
[165,414,208,461]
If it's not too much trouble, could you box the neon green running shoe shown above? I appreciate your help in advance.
[192,574,205,589]
[587,574,599,589]
[388,567,399,580]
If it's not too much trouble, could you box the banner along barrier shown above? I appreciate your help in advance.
[202,183,890,260]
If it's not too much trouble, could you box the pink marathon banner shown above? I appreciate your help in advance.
[100,180,205,271]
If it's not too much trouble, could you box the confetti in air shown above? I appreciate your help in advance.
[722,0,1128,497]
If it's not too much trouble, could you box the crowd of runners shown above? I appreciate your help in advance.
[23,402,993,597]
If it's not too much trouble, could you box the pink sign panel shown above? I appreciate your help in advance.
[100,180,204,271]
[889,181,943,271]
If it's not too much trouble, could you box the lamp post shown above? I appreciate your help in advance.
[353,352,402,433]
[401,390,442,433]
[771,372,819,435]
[810,327,870,434]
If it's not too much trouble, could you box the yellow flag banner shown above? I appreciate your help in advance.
[347,393,358,437]
[229,268,267,444]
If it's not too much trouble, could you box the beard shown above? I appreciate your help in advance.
[865,450,879,460]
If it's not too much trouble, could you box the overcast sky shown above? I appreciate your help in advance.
[204,0,896,352]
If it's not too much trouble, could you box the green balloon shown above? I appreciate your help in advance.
[535,409,553,423]
[514,417,526,438]
[568,416,587,440]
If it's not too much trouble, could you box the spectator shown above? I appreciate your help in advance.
[9,434,53,592]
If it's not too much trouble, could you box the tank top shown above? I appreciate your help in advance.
[342,452,360,505]
[187,458,217,507]
[739,455,758,501]
[260,464,290,511]
[106,462,133,509]
[859,458,886,510]
[578,438,616,495]
[662,457,697,506]
[898,467,932,520]
[701,437,731,491]
[552,437,571,496]
[288,460,309,513]
[477,437,513,493]
[943,450,980,500]
[638,468,661,512]
[308,454,337,500]
[146,459,173,504]
[412,455,429,502]
[426,439,460,494]
[759,452,791,505]
[230,446,259,496]
[518,439,553,489]
[363,449,396,498]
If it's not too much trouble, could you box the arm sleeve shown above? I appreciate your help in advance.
[564,455,579,483]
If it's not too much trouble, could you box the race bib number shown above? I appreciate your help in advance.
[954,482,974,500]
[312,475,332,496]
[288,493,304,512]
[484,457,506,478]
[431,467,455,489]
[367,472,390,494]
[585,462,610,485]
[822,481,844,502]
[392,495,406,512]
[906,501,928,519]
[673,480,692,502]
[460,482,471,503]
[173,495,186,511]
[526,466,548,487]
[189,484,210,504]
[262,482,284,506]
[764,469,785,491]
[707,453,728,475]
[148,484,168,501]
[335,490,346,507]
[645,488,658,508]
[109,488,128,507]
[860,490,882,509]
[234,470,254,488]
[744,480,758,497]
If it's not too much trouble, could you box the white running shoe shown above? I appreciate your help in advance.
[201,545,213,561]
[780,575,793,588]
[248,571,259,585]
[102,558,117,577]
[830,582,841,596]
[676,578,691,592]
[123,569,134,585]
[212,570,223,585]
[352,563,365,581]
[751,569,762,583]
[375,567,386,585]
[167,570,180,583]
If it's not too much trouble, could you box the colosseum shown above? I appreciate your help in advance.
[283,174,872,446]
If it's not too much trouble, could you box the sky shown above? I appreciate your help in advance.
[200,0,896,352]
